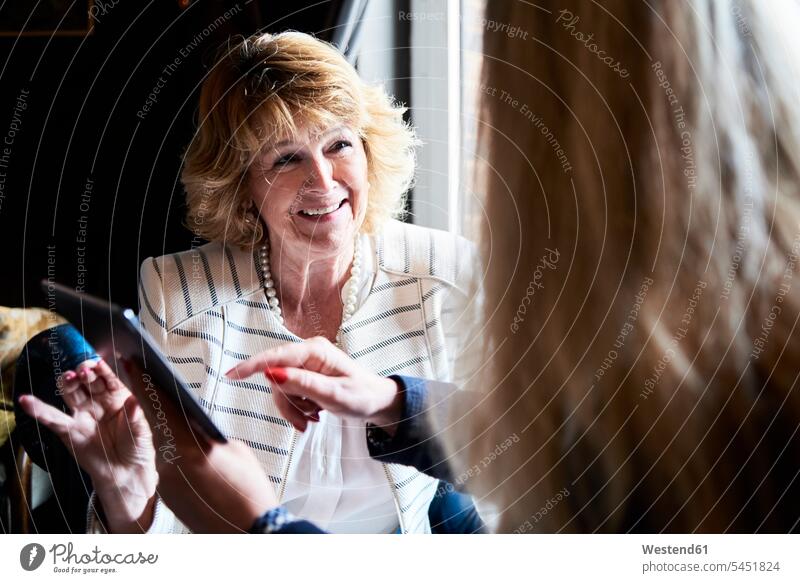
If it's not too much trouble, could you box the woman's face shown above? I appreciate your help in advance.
[248,122,369,260]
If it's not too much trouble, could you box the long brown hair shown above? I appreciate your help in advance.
[456,0,800,532]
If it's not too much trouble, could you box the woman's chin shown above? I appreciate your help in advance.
[287,217,356,256]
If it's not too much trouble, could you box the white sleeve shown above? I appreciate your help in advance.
[85,491,190,533]
[443,236,485,387]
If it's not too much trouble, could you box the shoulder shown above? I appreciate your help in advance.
[374,220,478,295]
[139,241,263,331]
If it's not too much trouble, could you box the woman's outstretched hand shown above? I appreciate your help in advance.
[225,336,404,433]
[17,358,158,533]
[122,359,278,533]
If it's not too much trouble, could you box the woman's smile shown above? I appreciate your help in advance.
[294,198,349,220]
[250,122,368,255]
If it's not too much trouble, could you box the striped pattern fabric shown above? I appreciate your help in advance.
[92,220,476,534]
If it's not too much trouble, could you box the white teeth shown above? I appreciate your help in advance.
[300,202,341,216]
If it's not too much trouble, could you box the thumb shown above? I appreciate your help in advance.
[123,394,153,447]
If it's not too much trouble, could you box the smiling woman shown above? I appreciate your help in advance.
[22,31,483,535]
[137,31,481,534]
[182,31,415,245]
[247,123,369,279]
[123,32,483,535]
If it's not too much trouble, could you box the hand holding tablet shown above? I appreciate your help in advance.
[19,281,275,533]
[17,355,159,533]
[40,280,227,443]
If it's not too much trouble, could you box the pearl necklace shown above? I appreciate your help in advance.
[259,238,362,336]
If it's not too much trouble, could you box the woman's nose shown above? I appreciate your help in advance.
[303,155,335,193]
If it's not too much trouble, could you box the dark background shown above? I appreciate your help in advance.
[0,0,413,534]
[0,0,409,310]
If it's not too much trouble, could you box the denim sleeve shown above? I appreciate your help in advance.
[365,375,458,485]
[249,506,328,534]
[269,520,327,534]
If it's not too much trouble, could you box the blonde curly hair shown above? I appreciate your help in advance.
[182,31,418,248]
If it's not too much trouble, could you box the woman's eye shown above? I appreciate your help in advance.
[274,154,299,167]
[331,140,352,152]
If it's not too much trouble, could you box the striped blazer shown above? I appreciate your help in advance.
[130,219,476,534]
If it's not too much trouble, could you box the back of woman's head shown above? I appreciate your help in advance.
[458,0,800,532]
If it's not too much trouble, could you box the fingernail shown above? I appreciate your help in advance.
[224,367,236,378]
[264,367,288,384]
[64,371,77,380]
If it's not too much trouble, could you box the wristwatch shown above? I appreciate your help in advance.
[248,506,296,534]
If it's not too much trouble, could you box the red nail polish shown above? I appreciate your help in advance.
[264,367,288,384]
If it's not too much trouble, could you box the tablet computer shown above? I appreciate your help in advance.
[41,280,227,443]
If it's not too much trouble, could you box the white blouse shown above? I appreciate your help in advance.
[280,235,400,533]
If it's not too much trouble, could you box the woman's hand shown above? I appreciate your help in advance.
[17,358,157,533]
[122,360,278,533]
[225,337,404,432]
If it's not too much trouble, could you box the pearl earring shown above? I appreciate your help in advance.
[242,202,258,226]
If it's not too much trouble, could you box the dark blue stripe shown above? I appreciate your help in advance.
[350,330,425,359]
[198,247,219,306]
[378,355,429,376]
[199,398,290,428]
[172,253,193,319]
[372,278,416,293]
[341,304,420,333]
[227,320,299,343]
[224,246,243,296]
[138,279,167,329]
